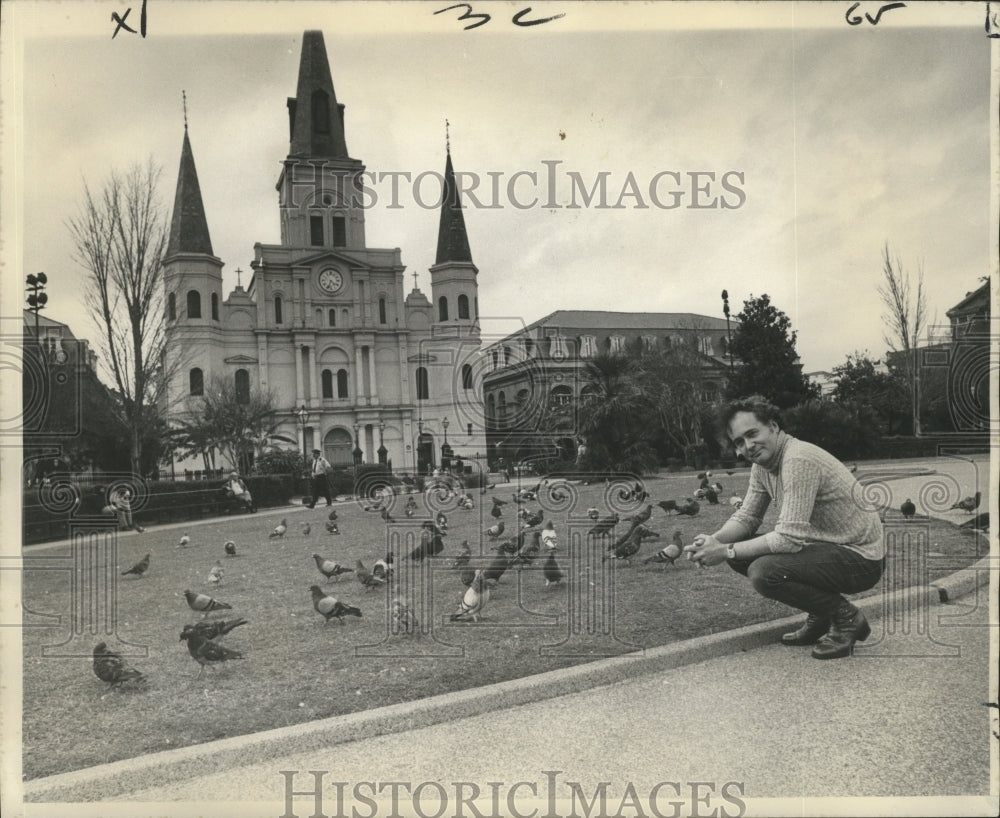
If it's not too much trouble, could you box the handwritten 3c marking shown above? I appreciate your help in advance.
[434,4,566,31]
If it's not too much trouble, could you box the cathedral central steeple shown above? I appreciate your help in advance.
[287,30,350,160]
[277,30,366,249]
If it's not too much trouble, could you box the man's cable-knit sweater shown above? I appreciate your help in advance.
[729,433,885,561]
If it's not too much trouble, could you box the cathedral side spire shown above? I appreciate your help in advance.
[435,144,473,265]
[166,119,214,257]
[287,30,349,159]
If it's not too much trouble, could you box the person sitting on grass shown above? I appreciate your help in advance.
[684,395,884,660]
[225,471,256,513]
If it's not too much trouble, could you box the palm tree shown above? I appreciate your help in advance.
[575,353,658,474]
[167,379,294,475]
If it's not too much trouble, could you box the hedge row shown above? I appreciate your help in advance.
[23,475,298,545]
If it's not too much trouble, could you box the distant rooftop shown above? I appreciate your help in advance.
[517,309,733,334]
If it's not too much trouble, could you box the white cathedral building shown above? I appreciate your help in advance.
[162,30,486,474]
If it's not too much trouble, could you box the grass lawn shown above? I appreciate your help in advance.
[20,471,987,779]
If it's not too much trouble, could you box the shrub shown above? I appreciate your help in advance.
[782,400,879,461]
[327,470,357,497]
[22,475,298,544]
[243,474,296,507]
[256,449,305,476]
[683,443,709,470]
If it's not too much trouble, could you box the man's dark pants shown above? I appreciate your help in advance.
[727,544,884,617]
[309,474,332,507]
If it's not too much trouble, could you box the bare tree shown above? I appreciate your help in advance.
[68,159,171,474]
[877,242,926,435]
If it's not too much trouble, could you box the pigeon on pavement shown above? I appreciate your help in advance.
[951,491,982,513]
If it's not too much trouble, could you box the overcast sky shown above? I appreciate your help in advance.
[3,1,993,375]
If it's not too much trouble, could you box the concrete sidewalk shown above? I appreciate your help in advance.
[20,455,997,815]
[113,588,996,810]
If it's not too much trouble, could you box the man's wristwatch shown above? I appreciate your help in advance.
[726,543,737,560]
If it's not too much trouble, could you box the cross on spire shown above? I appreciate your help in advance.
[445,118,450,154]
[412,271,419,290]
[182,90,188,131]
[235,267,243,287]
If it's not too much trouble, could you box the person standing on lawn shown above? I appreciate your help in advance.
[684,395,884,660]
[306,449,332,508]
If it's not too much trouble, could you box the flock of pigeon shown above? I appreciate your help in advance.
[899,491,984,523]
[94,471,749,694]
[96,471,988,694]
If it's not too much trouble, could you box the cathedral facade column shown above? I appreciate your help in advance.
[368,344,379,404]
[354,345,365,405]
[295,343,305,406]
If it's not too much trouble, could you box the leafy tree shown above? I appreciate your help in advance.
[783,400,881,461]
[636,342,715,456]
[255,448,306,476]
[831,351,910,435]
[574,353,658,474]
[168,379,294,475]
[726,293,818,408]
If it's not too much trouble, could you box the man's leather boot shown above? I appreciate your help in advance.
[811,601,871,659]
[781,614,830,646]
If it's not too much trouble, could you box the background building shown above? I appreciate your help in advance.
[482,310,734,465]
[888,280,992,435]
[162,31,487,474]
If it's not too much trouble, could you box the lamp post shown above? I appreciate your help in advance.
[441,416,452,473]
[352,421,363,466]
[721,289,733,372]
[26,273,48,341]
[378,420,387,465]
[416,418,423,474]
[296,404,310,469]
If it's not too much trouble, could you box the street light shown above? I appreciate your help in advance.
[26,273,48,340]
[352,421,362,466]
[721,289,733,372]
[441,416,452,473]
[378,420,387,465]
[296,404,310,467]
[415,418,424,474]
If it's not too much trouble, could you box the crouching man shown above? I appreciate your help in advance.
[685,395,884,660]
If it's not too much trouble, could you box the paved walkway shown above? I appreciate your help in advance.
[21,455,997,816]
